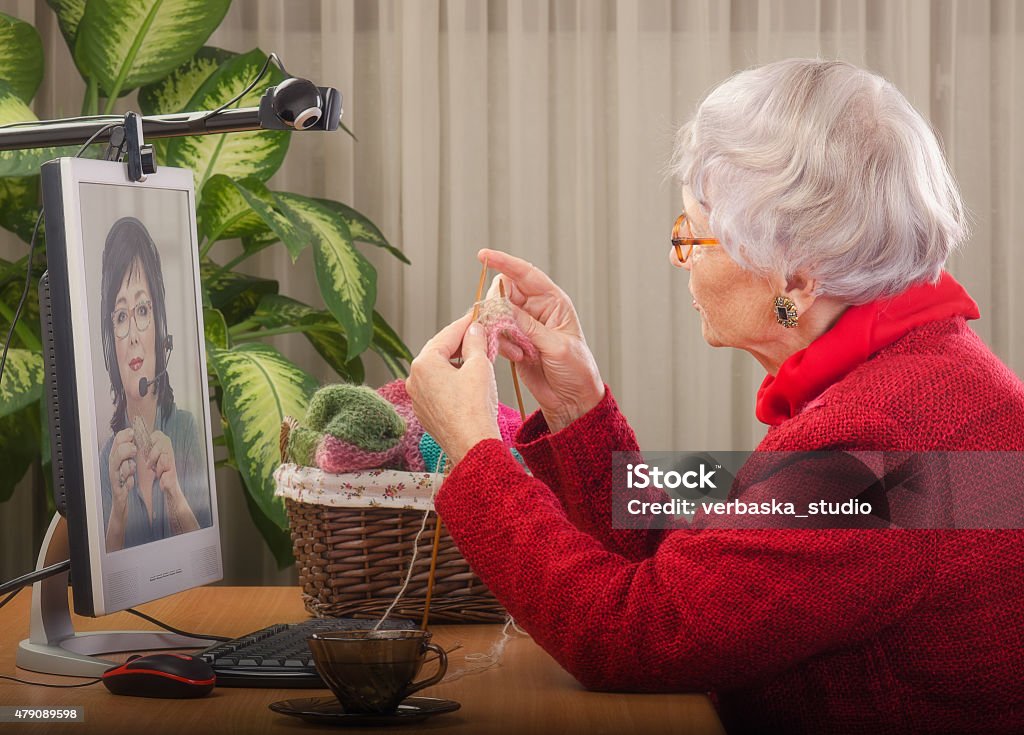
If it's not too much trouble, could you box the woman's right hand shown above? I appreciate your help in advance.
[478,248,605,433]
[108,428,137,505]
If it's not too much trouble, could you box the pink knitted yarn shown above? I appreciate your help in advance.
[316,434,405,473]
[376,379,427,472]
[476,298,538,363]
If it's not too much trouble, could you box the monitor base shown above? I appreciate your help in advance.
[16,513,211,678]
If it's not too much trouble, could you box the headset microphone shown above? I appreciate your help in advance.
[139,335,173,398]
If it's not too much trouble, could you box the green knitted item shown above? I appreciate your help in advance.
[287,426,322,466]
[286,384,409,470]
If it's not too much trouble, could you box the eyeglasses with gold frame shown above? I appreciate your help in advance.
[671,212,720,263]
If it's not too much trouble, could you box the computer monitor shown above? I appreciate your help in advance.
[17,158,222,676]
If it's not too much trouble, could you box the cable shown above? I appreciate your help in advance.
[0,587,21,610]
[0,114,124,130]
[0,559,70,597]
[201,52,288,121]
[125,608,230,643]
[0,674,101,688]
[0,587,102,686]
[72,122,120,157]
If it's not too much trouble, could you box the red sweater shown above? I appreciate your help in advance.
[436,282,1024,734]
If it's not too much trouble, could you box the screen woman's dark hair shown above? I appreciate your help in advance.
[100,217,174,432]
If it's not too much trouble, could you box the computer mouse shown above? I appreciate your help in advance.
[102,653,215,698]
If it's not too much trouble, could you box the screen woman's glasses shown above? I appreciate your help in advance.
[672,212,720,263]
[112,300,153,339]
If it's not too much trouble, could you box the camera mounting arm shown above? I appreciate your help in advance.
[0,84,343,182]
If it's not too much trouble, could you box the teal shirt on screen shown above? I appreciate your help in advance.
[99,403,211,550]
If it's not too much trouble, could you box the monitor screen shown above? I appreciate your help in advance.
[41,157,222,617]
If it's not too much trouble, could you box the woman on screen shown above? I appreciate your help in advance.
[99,216,211,552]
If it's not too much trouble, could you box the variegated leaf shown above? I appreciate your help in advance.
[207,343,317,530]
[314,198,409,264]
[0,12,44,102]
[370,310,412,378]
[241,229,279,257]
[166,49,289,193]
[0,82,77,177]
[138,46,233,115]
[198,174,273,244]
[0,176,40,243]
[200,258,278,324]
[0,281,41,349]
[0,348,43,417]
[274,193,376,360]
[73,0,230,102]
[253,293,317,329]
[302,317,364,383]
[203,307,229,349]
[45,0,86,49]
[230,179,309,261]
[252,294,363,382]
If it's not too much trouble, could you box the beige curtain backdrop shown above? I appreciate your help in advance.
[1,0,1021,585]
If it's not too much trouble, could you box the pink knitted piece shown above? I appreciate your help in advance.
[316,434,405,473]
[497,402,524,443]
[476,298,538,363]
[376,379,427,472]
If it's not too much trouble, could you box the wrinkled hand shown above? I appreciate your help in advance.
[479,248,605,432]
[148,430,181,498]
[407,314,502,466]
[108,428,137,506]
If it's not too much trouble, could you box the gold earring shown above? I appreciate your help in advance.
[774,296,799,328]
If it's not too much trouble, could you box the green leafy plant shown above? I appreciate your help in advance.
[0,1,411,567]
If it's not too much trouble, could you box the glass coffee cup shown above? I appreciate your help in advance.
[307,629,448,713]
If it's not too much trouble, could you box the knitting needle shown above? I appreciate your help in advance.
[422,258,491,630]
[471,257,489,321]
[499,279,528,422]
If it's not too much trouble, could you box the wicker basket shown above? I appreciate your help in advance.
[275,462,506,624]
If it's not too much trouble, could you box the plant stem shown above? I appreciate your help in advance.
[212,249,256,277]
[81,77,98,116]
[0,299,42,352]
[227,318,259,335]
[232,325,315,342]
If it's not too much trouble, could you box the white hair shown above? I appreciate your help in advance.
[670,58,968,304]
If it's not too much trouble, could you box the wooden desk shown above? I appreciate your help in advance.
[0,587,724,735]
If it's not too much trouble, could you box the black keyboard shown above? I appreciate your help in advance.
[200,618,417,688]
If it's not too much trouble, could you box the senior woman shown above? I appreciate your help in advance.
[407,59,1024,734]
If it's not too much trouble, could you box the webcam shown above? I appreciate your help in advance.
[259,79,342,132]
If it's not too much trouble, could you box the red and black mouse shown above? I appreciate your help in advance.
[102,653,216,698]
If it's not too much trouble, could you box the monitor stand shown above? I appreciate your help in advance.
[16,513,211,678]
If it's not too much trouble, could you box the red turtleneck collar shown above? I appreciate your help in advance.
[755,272,980,426]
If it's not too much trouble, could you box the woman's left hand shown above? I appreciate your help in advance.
[148,431,181,498]
[407,313,502,466]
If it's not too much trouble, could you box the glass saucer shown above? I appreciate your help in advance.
[269,696,461,726]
